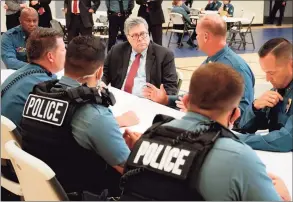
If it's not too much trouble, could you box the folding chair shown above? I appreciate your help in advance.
[5,140,69,201]
[50,19,68,44]
[167,13,195,48]
[165,7,173,35]
[1,116,23,197]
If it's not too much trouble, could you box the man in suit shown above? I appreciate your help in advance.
[4,0,26,30]
[136,0,164,45]
[64,0,100,42]
[269,0,287,26]
[102,17,178,97]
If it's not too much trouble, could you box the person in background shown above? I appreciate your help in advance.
[106,0,134,51]
[102,17,178,97]
[63,0,100,42]
[205,0,222,11]
[1,7,39,70]
[220,0,234,17]
[4,0,26,30]
[238,38,293,152]
[136,0,164,45]
[143,15,255,124]
[184,0,193,7]
[29,0,52,28]
[269,0,287,26]
[171,0,197,48]
[121,63,290,201]
[1,27,65,127]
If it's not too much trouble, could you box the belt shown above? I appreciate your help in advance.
[108,11,128,16]
[72,13,80,15]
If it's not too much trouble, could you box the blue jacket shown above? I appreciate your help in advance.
[238,80,293,152]
[223,3,234,16]
[171,5,191,25]
[205,0,222,11]
[1,63,56,127]
[1,25,28,70]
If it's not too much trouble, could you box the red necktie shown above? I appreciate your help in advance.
[124,54,141,94]
[73,0,78,14]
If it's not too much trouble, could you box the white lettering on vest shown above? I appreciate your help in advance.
[46,101,56,120]
[26,97,36,114]
[31,98,41,116]
[133,141,191,176]
[52,102,63,122]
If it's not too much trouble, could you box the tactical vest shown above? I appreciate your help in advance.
[20,79,117,194]
[119,114,238,201]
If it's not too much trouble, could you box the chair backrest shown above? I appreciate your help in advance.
[242,11,255,25]
[1,115,20,160]
[170,13,185,25]
[5,140,69,201]
[50,19,64,34]
[176,70,184,95]
[167,7,172,14]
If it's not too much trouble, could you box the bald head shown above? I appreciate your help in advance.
[198,15,227,38]
[19,7,39,34]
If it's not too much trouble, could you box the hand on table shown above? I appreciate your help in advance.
[116,111,140,127]
[123,129,142,150]
[175,94,188,112]
[268,172,291,201]
[142,83,168,105]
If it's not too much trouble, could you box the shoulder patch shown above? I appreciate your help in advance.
[22,94,69,126]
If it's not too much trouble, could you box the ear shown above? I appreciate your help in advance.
[96,66,103,80]
[47,52,54,63]
[183,94,190,109]
[230,107,241,124]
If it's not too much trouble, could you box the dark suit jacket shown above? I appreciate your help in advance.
[30,0,52,28]
[102,41,178,95]
[136,0,165,25]
[64,0,100,28]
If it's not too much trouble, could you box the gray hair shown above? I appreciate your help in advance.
[124,17,149,35]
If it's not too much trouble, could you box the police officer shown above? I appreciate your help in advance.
[269,0,287,26]
[1,7,38,70]
[222,0,234,17]
[20,36,139,196]
[121,63,286,201]
[106,0,134,51]
[238,38,293,152]
[1,27,65,128]
[204,0,222,11]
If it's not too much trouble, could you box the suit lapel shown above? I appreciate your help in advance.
[120,44,132,87]
[145,43,155,82]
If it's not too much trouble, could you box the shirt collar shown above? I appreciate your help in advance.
[206,45,229,63]
[132,47,148,58]
[182,111,213,123]
[58,76,81,88]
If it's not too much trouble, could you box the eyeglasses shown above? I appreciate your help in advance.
[128,32,148,40]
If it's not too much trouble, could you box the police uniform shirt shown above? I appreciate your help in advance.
[205,0,222,11]
[238,80,293,152]
[162,112,282,201]
[1,25,28,70]
[105,0,133,13]
[57,76,130,166]
[202,45,255,115]
[1,63,56,128]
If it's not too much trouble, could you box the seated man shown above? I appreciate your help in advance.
[121,63,290,201]
[238,38,293,152]
[20,36,139,196]
[171,0,197,47]
[1,27,65,128]
[205,0,222,11]
[1,7,39,70]
[102,17,178,97]
[143,15,255,120]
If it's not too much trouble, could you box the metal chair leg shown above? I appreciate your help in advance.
[250,30,255,50]
[168,32,173,47]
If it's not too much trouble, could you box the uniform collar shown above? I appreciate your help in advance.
[182,111,213,124]
[58,76,81,88]
[206,45,229,63]
[285,79,293,93]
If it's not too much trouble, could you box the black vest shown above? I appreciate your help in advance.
[20,79,116,194]
[119,114,238,201]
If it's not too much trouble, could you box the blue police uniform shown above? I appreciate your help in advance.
[58,76,130,166]
[223,3,234,16]
[1,25,29,70]
[1,63,56,127]
[205,0,222,11]
[238,80,293,152]
[168,46,255,116]
[162,112,282,201]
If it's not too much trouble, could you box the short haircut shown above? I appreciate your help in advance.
[65,36,106,76]
[258,38,292,61]
[199,15,227,37]
[26,27,63,62]
[124,17,149,35]
[189,63,244,112]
